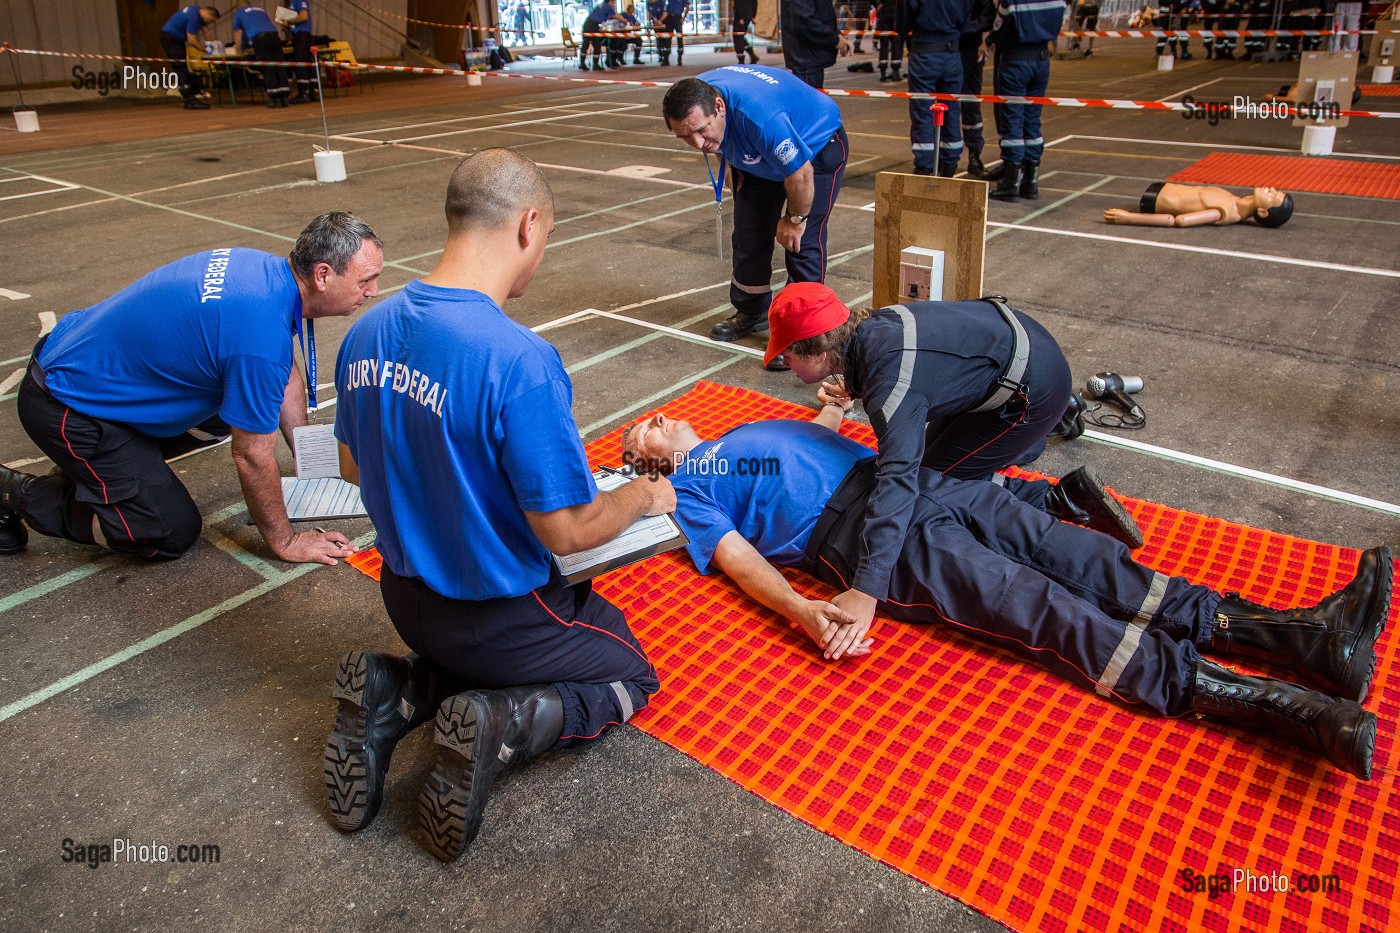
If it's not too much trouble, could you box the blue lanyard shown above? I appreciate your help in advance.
[705,153,725,260]
[294,310,318,412]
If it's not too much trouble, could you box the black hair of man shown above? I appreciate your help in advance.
[444,148,556,234]
[203,6,222,18]
[289,212,383,278]
[1254,192,1294,228]
[662,78,720,127]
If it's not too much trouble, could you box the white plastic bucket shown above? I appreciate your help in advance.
[1301,125,1336,156]
[1373,65,1394,84]
[14,109,40,133]
[465,71,483,86]
[314,149,347,182]
[1156,54,1174,71]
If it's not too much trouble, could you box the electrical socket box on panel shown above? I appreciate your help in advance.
[899,247,944,302]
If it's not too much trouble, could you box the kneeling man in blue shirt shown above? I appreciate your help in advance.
[620,405,1389,780]
[326,149,676,860]
[0,213,382,566]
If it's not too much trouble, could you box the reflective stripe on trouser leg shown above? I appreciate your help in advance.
[610,681,635,722]
[908,49,963,172]
[1095,572,1168,697]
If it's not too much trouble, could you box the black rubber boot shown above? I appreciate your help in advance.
[890,65,901,82]
[418,685,564,861]
[988,162,1022,202]
[1211,547,1392,702]
[0,510,26,554]
[183,98,210,110]
[323,651,455,832]
[579,52,589,69]
[966,149,986,178]
[1043,466,1144,549]
[1190,660,1375,780]
[748,48,760,63]
[1019,161,1040,200]
[710,313,768,342]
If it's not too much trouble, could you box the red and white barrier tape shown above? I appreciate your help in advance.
[1060,27,1391,36]
[0,44,319,69]
[3,44,1395,118]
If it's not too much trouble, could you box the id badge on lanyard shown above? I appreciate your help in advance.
[294,310,317,412]
[705,153,726,260]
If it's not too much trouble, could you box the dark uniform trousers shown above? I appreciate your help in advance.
[15,340,207,560]
[919,310,1071,511]
[804,459,1210,716]
[291,31,316,95]
[729,127,849,324]
[658,12,685,62]
[732,16,755,60]
[381,565,659,748]
[252,32,291,99]
[160,31,202,102]
[906,42,963,174]
[958,34,985,157]
[992,45,1050,165]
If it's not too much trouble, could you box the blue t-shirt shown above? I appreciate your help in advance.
[39,249,298,438]
[669,421,873,574]
[647,0,666,19]
[665,0,689,14]
[163,5,204,39]
[234,6,278,45]
[333,282,598,601]
[589,2,617,20]
[700,65,844,182]
[289,0,312,34]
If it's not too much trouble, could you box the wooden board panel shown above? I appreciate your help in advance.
[872,172,987,309]
[1293,50,1358,128]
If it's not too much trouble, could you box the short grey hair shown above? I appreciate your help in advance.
[289,212,382,278]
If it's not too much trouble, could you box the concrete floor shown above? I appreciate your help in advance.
[1,39,1396,932]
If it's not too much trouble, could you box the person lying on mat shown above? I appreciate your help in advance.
[620,405,1391,780]
[761,282,1144,651]
[1103,183,1294,228]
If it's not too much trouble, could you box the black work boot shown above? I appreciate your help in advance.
[418,685,564,861]
[1044,465,1144,549]
[988,162,1022,202]
[323,651,453,832]
[0,464,36,553]
[748,48,759,63]
[710,313,768,342]
[1048,392,1087,441]
[1211,547,1392,702]
[1019,161,1040,200]
[966,149,986,178]
[1190,660,1375,780]
[890,65,902,82]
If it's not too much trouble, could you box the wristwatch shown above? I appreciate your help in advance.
[786,212,808,224]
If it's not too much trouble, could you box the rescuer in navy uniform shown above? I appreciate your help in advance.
[897,0,972,176]
[985,0,1068,201]
[233,4,291,107]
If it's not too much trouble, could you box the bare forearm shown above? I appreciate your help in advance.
[714,534,807,621]
[812,402,846,431]
[783,165,815,215]
[529,477,667,555]
[279,365,308,448]
[234,446,295,555]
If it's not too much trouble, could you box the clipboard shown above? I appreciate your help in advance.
[552,468,688,584]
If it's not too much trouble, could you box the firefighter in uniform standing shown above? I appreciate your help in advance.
[986,0,1067,201]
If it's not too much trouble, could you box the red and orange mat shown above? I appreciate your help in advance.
[1167,152,1400,200]
[349,381,1398,933]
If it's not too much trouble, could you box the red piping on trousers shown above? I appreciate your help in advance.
[61,406,142,549]
[562,720,624,741]
[814,132,848,283]
[940,387,1030,476]
[817,553,1147,708]
[531,589,653,668]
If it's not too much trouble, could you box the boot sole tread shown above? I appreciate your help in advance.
[418,694,488,861]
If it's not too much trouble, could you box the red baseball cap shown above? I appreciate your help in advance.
[764,282,850,367]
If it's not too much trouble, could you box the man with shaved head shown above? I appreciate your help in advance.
[324,148,675,860]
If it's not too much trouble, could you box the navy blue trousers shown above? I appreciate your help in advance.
[381,565,659,749]
[729,127,848,323]
[920,312,1071,510]
[992,54,1049,165]
[906,48,963,173]
[959,40,985,156]
[805,463,1213,716]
